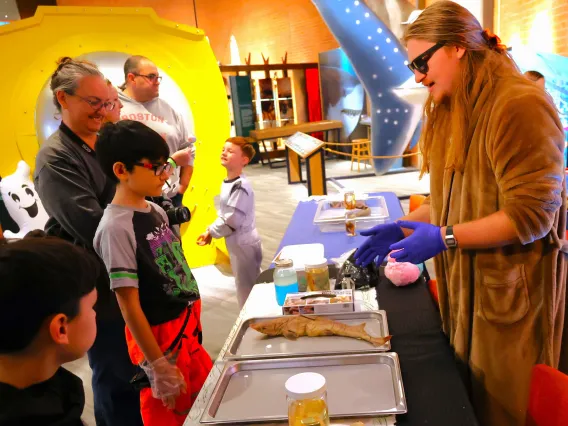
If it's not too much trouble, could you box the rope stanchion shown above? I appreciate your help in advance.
[323,146,421,160]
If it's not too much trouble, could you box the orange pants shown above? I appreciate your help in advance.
[125,302,212,426]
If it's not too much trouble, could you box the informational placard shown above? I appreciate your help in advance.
[284,132,324,159]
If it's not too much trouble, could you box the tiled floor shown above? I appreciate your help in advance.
[65,158,430,425]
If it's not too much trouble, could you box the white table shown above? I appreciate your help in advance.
[184,283,396,426]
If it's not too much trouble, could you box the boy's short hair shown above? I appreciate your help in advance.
[96,120,170,182]
[525,70,545,82]
[0,236,100,353]
[226,136,256,162]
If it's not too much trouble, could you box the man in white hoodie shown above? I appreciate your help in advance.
[119,55,195,206]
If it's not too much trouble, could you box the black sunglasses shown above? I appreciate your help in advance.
[407,42,445,74]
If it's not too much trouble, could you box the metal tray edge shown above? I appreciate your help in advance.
[224,311,391,360]
[200,353,407,424]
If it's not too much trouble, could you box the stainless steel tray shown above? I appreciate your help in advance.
[313,195,390,233]
[200,353,407,424]
[224,311,390,360]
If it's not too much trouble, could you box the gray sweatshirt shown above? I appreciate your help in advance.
[118,91,196,198]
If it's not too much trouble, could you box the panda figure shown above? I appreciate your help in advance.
[0,161,49,239]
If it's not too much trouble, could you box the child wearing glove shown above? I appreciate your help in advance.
[94,121,212,426]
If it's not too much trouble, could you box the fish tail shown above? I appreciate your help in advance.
[370,335,392,347]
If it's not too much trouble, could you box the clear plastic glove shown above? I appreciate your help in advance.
[389,220,447,264]
[140,356,187,409]
[353,222,405,266]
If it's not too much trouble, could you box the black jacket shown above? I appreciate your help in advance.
[34,123,119,319]
[0,368,84,426]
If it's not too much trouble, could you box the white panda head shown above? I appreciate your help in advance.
[0,161,49,238]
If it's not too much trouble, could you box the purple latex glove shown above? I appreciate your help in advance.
[389,220,447,264]
[354,222,405,266]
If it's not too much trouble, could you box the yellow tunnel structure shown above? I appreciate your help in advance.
[0,6,230,267]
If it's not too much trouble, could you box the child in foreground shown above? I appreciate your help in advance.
[0,235,99,426]
[197,137,262,308]
[94,120,212,426]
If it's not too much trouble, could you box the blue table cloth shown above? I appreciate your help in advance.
[275,191,403,260]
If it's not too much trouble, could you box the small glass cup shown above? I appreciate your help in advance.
[344,190,356,210]
[345,210,357,237]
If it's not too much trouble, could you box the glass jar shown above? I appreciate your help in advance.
[344,190,356,210]
[305,259,330,292]
[274,259,299,306]
[286,372,330,426]
[345,210,357,237]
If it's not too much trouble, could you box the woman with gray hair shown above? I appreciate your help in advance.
[34,57,143,426]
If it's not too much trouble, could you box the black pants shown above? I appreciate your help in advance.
[87,317,143,426]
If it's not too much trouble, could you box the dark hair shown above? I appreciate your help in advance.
[96,120,170,182]
[50,56,103,112]
[226,137,256,162]
[0,236,99,353]
[525,70,545,82]
[119,55,150,90]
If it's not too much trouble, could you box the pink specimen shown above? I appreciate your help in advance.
[384,251,422,286]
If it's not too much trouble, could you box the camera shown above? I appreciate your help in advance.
[166,205,191,226]
[149,196,191,226]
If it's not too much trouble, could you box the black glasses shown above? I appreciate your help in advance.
[74,94,115,111]
[134,73,162,83]
[134,162,172,176]
[407,42,445,74]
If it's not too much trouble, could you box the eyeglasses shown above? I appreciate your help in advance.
[407,42,445,74]
[73,94,115,111]
[134,162,172,176]
[134,73,162,83]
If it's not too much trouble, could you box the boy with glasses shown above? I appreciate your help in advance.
[93,120,211,426]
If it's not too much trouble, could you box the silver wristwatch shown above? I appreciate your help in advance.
[445,226,458,248]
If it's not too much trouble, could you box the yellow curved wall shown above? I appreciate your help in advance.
[0,6,230,267]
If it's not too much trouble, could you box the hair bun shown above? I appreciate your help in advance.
[57,56,73,66]
[482,29,506,53]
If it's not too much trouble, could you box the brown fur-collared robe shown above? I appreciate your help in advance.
[425,71,568,426]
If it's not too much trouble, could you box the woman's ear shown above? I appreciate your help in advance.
[456,46,466,60]
[56,91,69,111]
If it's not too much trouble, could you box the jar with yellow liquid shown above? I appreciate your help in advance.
[305,259,330,292]
[286,372,330,426]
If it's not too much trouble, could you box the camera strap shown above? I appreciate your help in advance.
[166,305,192,354]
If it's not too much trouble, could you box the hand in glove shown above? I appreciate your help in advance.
[353,222,405,266]
[141,356,187,409]
[389,221,447,264]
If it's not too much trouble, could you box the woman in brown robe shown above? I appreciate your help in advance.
[354,1,568,425]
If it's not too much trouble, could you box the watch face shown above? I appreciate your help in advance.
[446,237,457,247]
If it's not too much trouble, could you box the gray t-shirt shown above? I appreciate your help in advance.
[118,92,196,198]
[94,201,200,325]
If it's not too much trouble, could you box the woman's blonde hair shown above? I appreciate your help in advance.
[403,1,519,176]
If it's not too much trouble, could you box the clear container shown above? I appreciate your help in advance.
[274,259,299,306]
[286,372,330,426]
[305,259,330,292]
[345,210,357,237]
